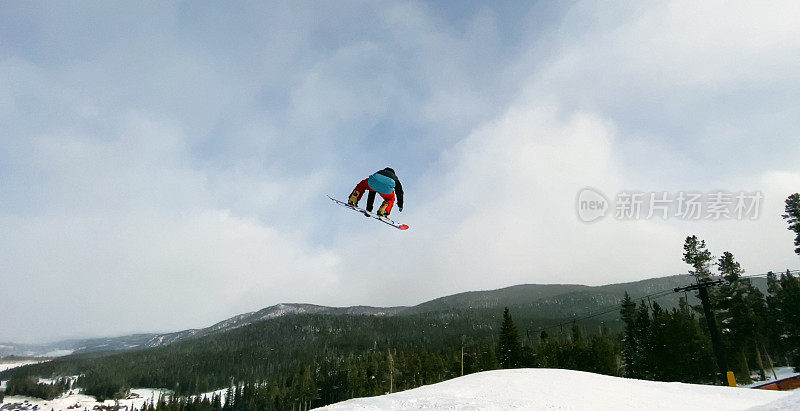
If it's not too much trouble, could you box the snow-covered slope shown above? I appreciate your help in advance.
[0,388,170,411]
[0,360,43,373]
[319,369,793,410]
[754,390,800,410]
[0,334,157,357]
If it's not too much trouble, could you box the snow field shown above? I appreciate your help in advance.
[3,366,796,410]
[0,388,170,411]
[319,368,794,410]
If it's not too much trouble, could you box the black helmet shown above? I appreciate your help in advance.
[383,167,395,174]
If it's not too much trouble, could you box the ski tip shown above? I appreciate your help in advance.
[398,224,409,230]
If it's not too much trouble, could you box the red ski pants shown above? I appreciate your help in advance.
[353,178,395,213]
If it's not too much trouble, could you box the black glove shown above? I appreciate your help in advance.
[399,206,403,212]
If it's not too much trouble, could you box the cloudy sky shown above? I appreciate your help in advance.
[2,0,799,343]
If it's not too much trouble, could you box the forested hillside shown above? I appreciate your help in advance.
[4,275,704,357]
[1,271,793,411]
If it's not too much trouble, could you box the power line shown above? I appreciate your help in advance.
[540,288,676,332]
[740,269,799,279]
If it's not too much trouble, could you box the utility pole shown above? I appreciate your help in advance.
[388,347,394,394]
[461,345,465,376]
[461,335,466,376]
[675,278,728,385]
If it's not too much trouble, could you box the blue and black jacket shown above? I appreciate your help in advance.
[367,168,403,211]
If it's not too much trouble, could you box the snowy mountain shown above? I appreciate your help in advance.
[139,275,713,349]
[0,334,157,358]
[402,283,593,313]
[403,274,703,315]
[143,303,407,348]
[7,274,760,357]
[319,368,796,410]
[1,304,406,357]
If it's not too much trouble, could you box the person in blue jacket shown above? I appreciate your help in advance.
[347,168,404,217]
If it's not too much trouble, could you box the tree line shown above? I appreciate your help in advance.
[3,376,72,401]
[494,192,800,385]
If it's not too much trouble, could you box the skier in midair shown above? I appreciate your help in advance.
[348,167,404,218]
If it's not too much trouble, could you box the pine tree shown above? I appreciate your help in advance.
[497,307,523,369]
[223,384,233,410]
[766,270,800,368]
[571,321,584,346]
[668,299,717,383]
[712,251,766,383]
[765,271,783,357]
[648,302,671,379]
[783,193,800,255]
[620,292,639,378]
[683,235,714,280]
[590,323,620,376]
[633,301,652,379]
[299,365,316,410]
[477,342,498,371]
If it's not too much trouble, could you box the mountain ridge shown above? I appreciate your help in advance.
[142,303,408,348]
[3,274,739,357]
[121,275,698,351]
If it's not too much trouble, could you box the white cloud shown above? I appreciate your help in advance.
[328,0,800,304]
[0,111,346,342]
[543,0,800,91]
[331,102,688,304]
[0,208,342,340]
[0,4,368,345]
[2,1,799,342]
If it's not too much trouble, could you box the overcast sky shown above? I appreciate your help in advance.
[2,1,799,343]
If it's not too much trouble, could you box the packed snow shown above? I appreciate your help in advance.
[43,350,74,357]
[3,367,796,410]
[1,360,46,389]
[0,358,228,410]
[0,372,226,411]
[1,361,172,410]
[319,368,794,410]
[1,388,170,410]
[751,390,800,411]
[0,360,43,373]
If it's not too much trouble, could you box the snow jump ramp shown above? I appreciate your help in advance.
[318,368,795,410]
